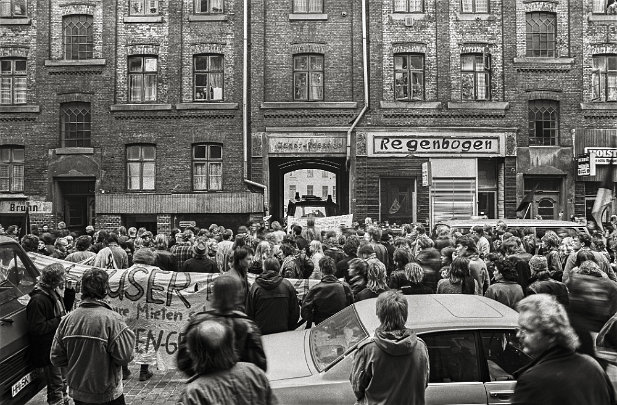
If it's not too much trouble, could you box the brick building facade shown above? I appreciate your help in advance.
[1,0,616,232]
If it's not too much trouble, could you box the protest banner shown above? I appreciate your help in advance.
[286,214,354,233]
[28,253,318,370]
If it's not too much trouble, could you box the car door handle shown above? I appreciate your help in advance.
[0,318,14,325]
[489,390,514,399]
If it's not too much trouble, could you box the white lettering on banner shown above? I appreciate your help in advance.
[286,214,354,233]
[372,135,500,156]
[28,253,319,370]
[586,148,617,165]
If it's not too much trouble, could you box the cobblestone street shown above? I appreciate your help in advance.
[29,364,185,405]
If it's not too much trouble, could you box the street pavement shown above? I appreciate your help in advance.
[28,363,186,405]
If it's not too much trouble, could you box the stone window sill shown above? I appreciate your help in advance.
[45,59,106,67]
[110,104,172,111]
[0,105,40,113]
[588,14,616,22]
[390,13,427,19]
[176,102,238,110]
[289,13,328,21]
[513,57,575,71]
[0,17,31,25]
[456,13,495,21]
[188,14,228,22]
[581,103,617,110]
[55,147,94,155]
[380,101,441,109]
[0,193,26,199]
[123,16,164,23]
[261,102,357,109]
[447,101,509,110]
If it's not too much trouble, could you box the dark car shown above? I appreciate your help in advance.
[0,235,44,405]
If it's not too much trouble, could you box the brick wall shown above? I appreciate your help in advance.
[95,214,122,232]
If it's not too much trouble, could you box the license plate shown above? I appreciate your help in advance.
[11,371,32,397]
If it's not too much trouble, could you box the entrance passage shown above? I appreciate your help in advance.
[269,157,348,221]
[56,179,95,233]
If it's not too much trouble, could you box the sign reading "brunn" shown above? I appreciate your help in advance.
[368,134,502,156]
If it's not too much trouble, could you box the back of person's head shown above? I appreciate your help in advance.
[578,232,592,247]
[577,260,603,277]
[357,244,375,258]
[280,243,295,257]
[222,229,233,240]
[415,248,442,272]
[306,217,315,227]
[376,291,408,331]
[96,230,109,244]
[415,224,426,235]
[237,225,249,235]
[133,248,156,265]
[472,225,484,236]
[348,258,368,278]
[292,225,302,236]
[502,237,521,254]
[74,235,91,251]
[127,227,137,238]
[154,234,169,250]
[212,275,241,312]
[81,268,108,299]
[541,231,561,249]
[404,262,424,283]
[105,232,119,245]
[116,226,127,236]
[366,260,387,292]
[393,248,410,268]
[21,234,39,252]
[263,258,280,273]
[367,226,382,242]
[40,263,66,288]
[451,256,475,294]
[495,258,519,282]
[343,237,360,256]
[186,320,237,375]
[319,256,336,276]
[416,235,434,250]
[529,255,549,278]
[271,221,282,231]
[575,249,596,267]
[232,247,251,270]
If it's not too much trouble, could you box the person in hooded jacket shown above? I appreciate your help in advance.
[247,258,299,334]
[350,290,429,405]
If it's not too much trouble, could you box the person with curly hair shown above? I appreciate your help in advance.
[484,258,524,309]
[436,256,480,295]
[355,258,389,302]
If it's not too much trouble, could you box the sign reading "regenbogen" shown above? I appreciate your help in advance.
[368,133,502,156]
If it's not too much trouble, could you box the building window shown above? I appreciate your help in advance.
[194,54,223,101]
[593,0,617,14]
[289,185,296,199]
[0,0,26,17]
[526,12,556,58]
[307,185,314,195]
[193,144,222,191]
[61,102,91,147]
[322,171,328,178]
[592,55,617,102]
[63,15,94,60]
[461,54,490,101]
[322,186,328,198]
[0,58,26,105]
[195,0,223,13]
[528,100,558,146]
[293,54,324,101]
[129,0,159,15]
[293,0,323,13]
[393,0,423,12]
[394,53,424,101]
[0,146,24,192]
[128,56,157,103]
[127,144,155,191]
[461,0,488,13]
[307,169,314,178]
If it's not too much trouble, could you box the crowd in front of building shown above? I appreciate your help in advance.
[8,214,617,404]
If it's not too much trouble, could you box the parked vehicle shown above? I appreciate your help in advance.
[437,219,589,239]
[0,236,44,405]
[287,194,340,219]
[264,294,532,405]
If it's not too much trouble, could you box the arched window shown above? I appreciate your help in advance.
[537,198,555,219]
[63,15,94,60]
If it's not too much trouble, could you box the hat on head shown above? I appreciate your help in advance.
[193,240,208,257]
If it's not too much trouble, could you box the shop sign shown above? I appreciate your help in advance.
[585,148,617,165]
[178,221,196,228]
[577,154,590,176]
[421,162,430,186]
[268,135,346,155]
[369,134,501,156]
[0,200,52,214]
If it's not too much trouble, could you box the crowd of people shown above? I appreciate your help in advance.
[11,215,617,404]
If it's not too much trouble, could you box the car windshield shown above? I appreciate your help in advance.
[0,245,37,307]
[294,205,327,218]
[309,306,369,372]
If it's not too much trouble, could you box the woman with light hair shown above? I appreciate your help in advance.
[309,240,324,279]
[400,262,433,295]
[355,258,389,302]
[513,294,614,405]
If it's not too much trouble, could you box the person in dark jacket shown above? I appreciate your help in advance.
[335,237,360,280]
[177,275,267,374]
[247,258,299,334]
[153,234,177,272]
[180,239,217,273]
[484,258,524,310]
[526,255,569,308]
[355,257,389,302]
[177,319,276,405]
[512,294,615,405]
[26,262,70,405]
[301,256,353,326]
[292,225,309,254]
[390,262,433,295]
[350,290,429,405]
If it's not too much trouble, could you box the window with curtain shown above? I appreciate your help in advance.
[528,100,559,146]
[461,53,491,101]
[193,144,222,191]
[526,12,556,57]
[293,0,323,13]
[194,54,224,101]
[129,0,159,15]
[128,56,157,102]
[63,15,94,60]
[0,146,24,192]
[61,102,91,147]
[293,54,324,101]
[195,0,223,13]
[592,55,617,102]
[127,144,156,191]
[461,0,488,13]
[0,0,27,17]
[393,0,423,12]
[0,58,26,105]
[394,53,424,101]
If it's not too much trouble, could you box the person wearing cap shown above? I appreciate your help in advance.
[181,238,218,273]
[526,255,569,308]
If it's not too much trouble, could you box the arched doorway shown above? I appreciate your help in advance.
[269,157,348,221]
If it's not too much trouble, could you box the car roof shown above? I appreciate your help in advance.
[0,235,18,244]
[355,294,519,334]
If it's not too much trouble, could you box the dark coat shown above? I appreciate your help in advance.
[154,249,178,272]
[247,271,299,335]
[300,275,353,326]
[335,254,355,281]
[355,287,388,302]
[526,279,569,308]
[512,346,614,405]
[180,256,218,273]
[26,285,65,367]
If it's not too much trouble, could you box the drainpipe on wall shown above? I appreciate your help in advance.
[243,0,268,215]
[346,0,369,213]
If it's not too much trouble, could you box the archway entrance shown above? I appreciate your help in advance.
[269,157,348,221]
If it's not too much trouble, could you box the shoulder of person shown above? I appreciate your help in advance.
[356,337,375,351]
